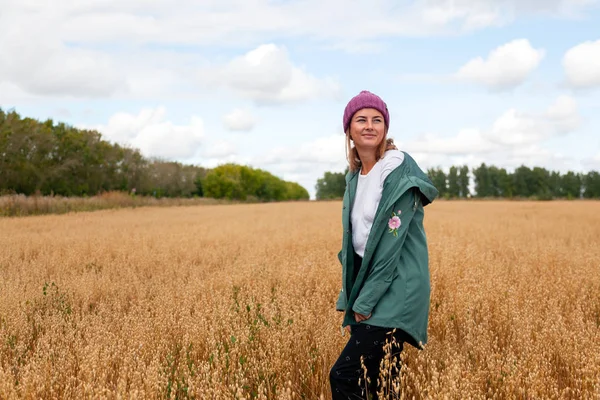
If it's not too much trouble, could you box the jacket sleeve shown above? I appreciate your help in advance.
[352,188,419,316]
[335,289,346,311]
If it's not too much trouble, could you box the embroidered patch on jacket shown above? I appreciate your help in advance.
[388,210,402,237]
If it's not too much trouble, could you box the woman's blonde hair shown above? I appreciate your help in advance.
[346,131,397,173]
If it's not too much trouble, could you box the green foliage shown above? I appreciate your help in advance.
[427,168,447,197]
[458,165,470,198]
[472,163,595,199]
[584,171,600,198]
[315,170,346,200]
[472,163,491,197]
[561,171,582,198]
[447,166,460,198]
[316,163,600,201]
[285,181,310,201]
[473,164,512,198]
[204,164,246,200]
[0,108,309,202]
[203,163,308,202]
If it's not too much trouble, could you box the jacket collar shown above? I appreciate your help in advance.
[345,168,359,184]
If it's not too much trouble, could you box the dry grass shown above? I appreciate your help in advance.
[0,192,232,217]
[0,201,599,399]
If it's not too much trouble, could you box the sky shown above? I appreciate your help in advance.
[1,0,600,199]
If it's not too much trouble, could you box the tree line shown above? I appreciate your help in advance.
[0,108,309,201]
[316,164,600,200]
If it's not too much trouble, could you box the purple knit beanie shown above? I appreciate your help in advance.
[343,90,389,133]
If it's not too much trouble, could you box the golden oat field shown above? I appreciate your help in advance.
[1,201,599,399]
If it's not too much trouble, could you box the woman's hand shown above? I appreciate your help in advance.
[341,313,371,336]
[354,312,371,323]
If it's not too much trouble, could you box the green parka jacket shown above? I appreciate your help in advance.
[335,152,438,348]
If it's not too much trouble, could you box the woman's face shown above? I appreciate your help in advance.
[348,108,386,152]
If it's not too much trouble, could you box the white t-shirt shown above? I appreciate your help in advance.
[351,149,405,257]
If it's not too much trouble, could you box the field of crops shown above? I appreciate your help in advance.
[1,201,599,399]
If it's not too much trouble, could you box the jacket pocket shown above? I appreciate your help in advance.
[384,264,400,283]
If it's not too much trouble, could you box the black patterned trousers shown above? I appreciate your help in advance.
[329,324,407,400]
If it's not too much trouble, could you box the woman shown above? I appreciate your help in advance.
[329,91,438,399]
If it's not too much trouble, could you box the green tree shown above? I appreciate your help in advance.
[427,168,447,198]
[202,163,308,201]
[259,172,287,201]
[0,110,51,194]
[116,147,152,194]
[513,166,533,197]
[146,160,194,198]
[497,167,513,198]
[447,166,459,198]
[203,164,245,200]
[548,171,562,198]
[285,181,310,200]
[473,163,491,198]
[531,167,551,200]
[192,165,208,197]
[316,171,346,200]
[458,165,470,198]
[561,171,582,199]
[583,171,600,198]
[0,108,310,201]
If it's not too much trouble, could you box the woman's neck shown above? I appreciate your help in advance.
[358,150,377,175]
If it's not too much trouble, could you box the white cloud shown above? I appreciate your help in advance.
[404,129,503,155]
[124,67,182,99]
[258,134,346,168]
[0,82,39,104]
[487,95,580,145]
[479,144,579,173]
[223,109,256,131]
[3,1,594,57]
[402,96,581,162]
[210,93,584,198]
[90,107,204,160]
[208,44,341,105]
[202,140,238,159]
[411,145,580,177]
[563,39,600,88]
[456,39,545,90]
[199,153,253,170]
[0,19,125,98]
[0,1,596,101]
[504,144,571,169]
[421,0,599,32]
[253,134,347,199]
[582,152,600,171]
